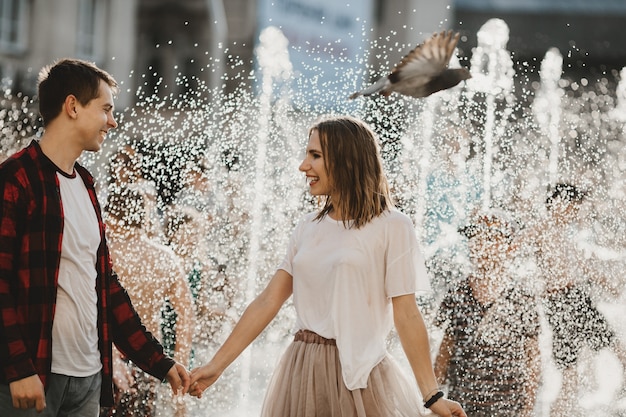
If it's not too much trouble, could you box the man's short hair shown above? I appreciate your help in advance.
[546,183,587,209]
[37,58,118,127]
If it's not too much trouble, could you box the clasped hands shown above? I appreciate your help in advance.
[125,361,215,402]
[167,362,220,399]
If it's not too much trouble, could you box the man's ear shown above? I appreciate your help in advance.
[64,95,78,119]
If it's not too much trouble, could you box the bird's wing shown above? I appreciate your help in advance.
[390,31,460,84]
[348,75,391,99]
[349,31,461,100]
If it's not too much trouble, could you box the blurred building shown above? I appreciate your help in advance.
[0,0,457,109]
[0,0,624,110]
[454,0,626,75]
[0,0,137,106]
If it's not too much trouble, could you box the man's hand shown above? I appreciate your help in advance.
[9,374,46,412]
[165,362,190,396]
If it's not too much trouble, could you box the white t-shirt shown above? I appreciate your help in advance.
[51,171,102,376]
[279,209,431,390]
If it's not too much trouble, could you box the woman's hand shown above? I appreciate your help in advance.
[430,398,467,417]
[188,364,223,398]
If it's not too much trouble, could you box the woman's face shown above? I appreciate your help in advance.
[110,148,140,184]
[299,129,331,196]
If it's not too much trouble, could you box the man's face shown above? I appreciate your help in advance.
[468,222,510,268]
[551,198,581,223]
[75,80,118,152]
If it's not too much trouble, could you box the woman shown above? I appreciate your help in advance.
[104,188,195,417]
[189,116,466,417]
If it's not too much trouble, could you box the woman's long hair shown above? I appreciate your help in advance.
[311,116,393,229]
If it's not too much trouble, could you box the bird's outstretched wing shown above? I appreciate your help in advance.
[349,30,463,99]
[391,31,459,83]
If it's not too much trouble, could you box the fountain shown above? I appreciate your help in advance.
[1,15,625,417]
[466,17,515,210]
[534,47,564,186]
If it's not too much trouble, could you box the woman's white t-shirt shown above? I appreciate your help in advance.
[278,209,431,390]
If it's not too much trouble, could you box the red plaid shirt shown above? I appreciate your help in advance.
[0,140,174,406]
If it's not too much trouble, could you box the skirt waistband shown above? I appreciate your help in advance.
[294,329,336,346]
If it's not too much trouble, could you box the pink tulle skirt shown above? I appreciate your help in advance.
[260,330,425,417]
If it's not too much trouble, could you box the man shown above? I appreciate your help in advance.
[525,183,626,416]
[0,58,189,416]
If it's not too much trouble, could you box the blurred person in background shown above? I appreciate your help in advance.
[104,187,195,417]
[434,209,540,417]
[521,183,626,416]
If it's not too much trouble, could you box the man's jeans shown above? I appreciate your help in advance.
[0,372,101,417]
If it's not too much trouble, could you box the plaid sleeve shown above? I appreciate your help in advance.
[0,173,37,382]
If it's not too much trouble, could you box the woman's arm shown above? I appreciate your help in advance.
[168,269,194,417]
[189,268,293,397]
[393,294,467,417]
[168,263,196,368]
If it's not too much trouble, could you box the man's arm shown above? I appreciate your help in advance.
[521,335,541,417]
[0,170,46,410]
[434,330,454,386]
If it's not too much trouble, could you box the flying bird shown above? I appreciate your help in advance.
[349,31,471,100]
